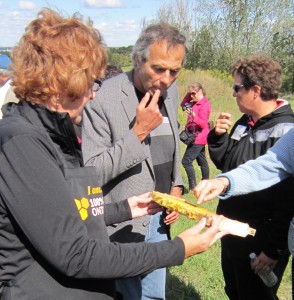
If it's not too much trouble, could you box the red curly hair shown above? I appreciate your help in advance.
[12,8,107,104]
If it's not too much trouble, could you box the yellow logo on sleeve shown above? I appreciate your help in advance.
[75,197,90,220]
[75,186,104,220]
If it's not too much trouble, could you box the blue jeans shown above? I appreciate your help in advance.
[182,144,209,190]
[115,212,168,299]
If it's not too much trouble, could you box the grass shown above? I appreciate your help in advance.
[165,69,293,299]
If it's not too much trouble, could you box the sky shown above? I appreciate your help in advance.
[0,0,165,48]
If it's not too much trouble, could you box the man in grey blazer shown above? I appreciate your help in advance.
[82,23,186,300]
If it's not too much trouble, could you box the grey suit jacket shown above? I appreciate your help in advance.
[82,71,183,242]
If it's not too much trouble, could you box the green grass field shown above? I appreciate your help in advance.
[165,69,293,299]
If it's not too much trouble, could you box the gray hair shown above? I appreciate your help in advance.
[131,23,187,67]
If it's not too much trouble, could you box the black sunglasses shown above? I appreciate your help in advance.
[92,79,103,92]
[233,84,244,93]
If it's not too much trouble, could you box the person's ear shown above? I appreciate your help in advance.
[252,85,261,99]
[134,57,141,69]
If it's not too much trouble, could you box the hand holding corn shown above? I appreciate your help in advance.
[151,191,256,238]
[178,216,227,258]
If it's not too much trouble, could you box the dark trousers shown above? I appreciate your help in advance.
[221,235,290,300]
[181,144,209,190]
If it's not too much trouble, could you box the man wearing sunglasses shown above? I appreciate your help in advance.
[206,54,294,300]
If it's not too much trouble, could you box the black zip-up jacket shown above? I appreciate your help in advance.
[208,101,294,259]
[0,101,184,299]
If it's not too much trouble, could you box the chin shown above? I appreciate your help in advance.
[151,89,165,96]
[73,115,82,125]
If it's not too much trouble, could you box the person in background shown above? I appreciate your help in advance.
[204,54,294,300]
[194,127,294,300]
[180,82,211,191]
[0,54,11,86]
[0,54,12,118]
[82,23,186,299]
[103,64,123,81]
[0,8,227,300]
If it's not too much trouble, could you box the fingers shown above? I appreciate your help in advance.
[135,193,152,204]
[191,217,207,233]
[219,112,232,119]
[190,216,221,245]
[210,215,224,227]
[140,192,153,199]
[253,264,274,274]
[178,216,227,258]
[133,90,163,141]
[164,211,180,225]
[139,90,161,109]
[193,180,217,204]
[194,179,227,204]
[215,112,232,135]
[201,216,226,246]
[251,252,278,273]
[193,180,207,199]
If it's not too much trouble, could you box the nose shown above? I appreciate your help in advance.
[160,70,172,86]
[90,90,95,100]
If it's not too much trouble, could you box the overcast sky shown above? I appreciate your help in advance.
[0,0,164,47]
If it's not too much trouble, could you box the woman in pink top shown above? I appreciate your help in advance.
[181,82,211,191]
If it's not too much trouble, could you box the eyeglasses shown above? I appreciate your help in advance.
[92,79,103,92]
[233,84,244,93]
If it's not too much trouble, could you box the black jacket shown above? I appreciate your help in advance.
[208,101,294,259]
[0,101,184,299]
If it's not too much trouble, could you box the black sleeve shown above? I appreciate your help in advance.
[207,130,230,170]
[104,200,131,225]
[0,135,185,279]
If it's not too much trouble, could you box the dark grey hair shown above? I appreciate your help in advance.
[131,23,187,67]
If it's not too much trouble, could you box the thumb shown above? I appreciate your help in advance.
[190,217,207,234]
[138,192,152,203]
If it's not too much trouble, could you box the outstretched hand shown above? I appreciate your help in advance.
[164,210,180,225]
[193,178,229,204]
[178,215,227,258]
[133,90,163,141]
[163,186,183,225]
[128,193,163,219]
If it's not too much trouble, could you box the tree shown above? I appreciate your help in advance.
[107,47,132,67]
[185,27,217,70]
[143,0,194,47]
[271,32,294,93]
[153,0,294,92]
[193,0,294,70]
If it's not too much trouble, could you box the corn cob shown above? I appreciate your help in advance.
[151,191,256,238]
